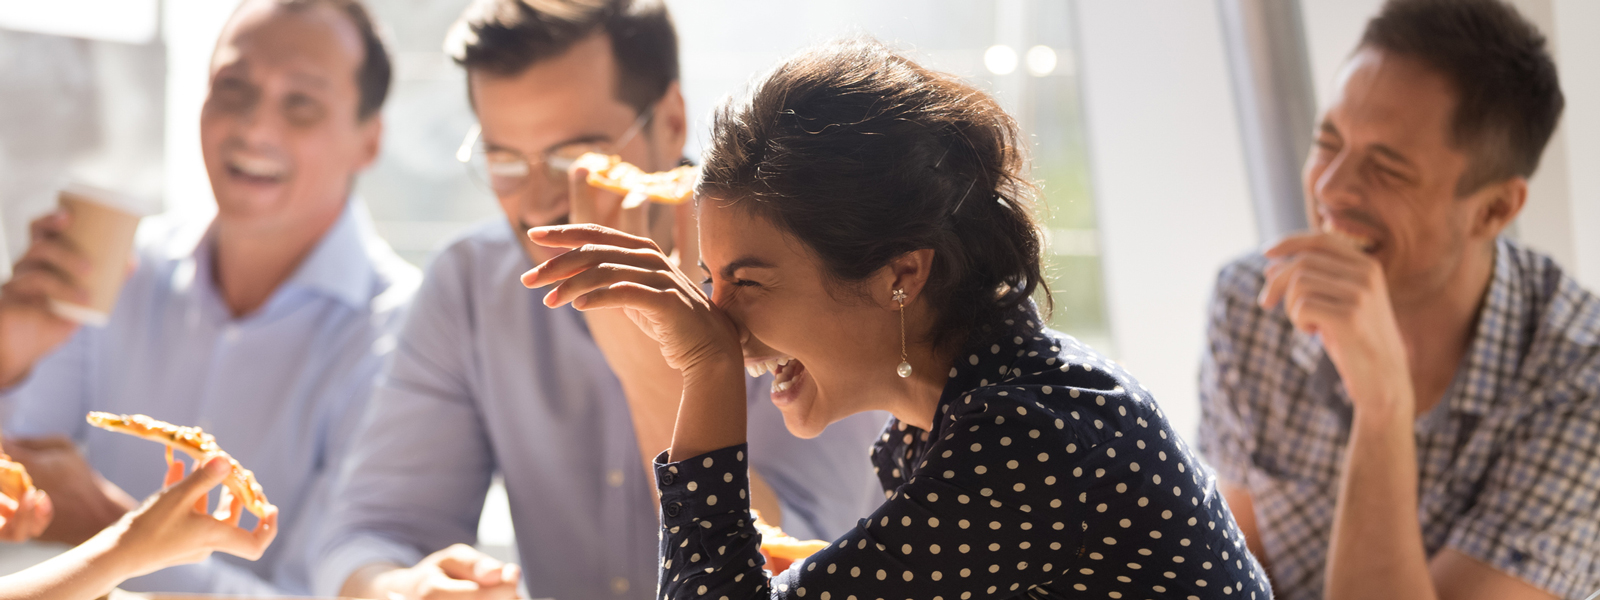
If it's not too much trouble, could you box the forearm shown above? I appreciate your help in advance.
[340,562,405,599]
[1325,401,1436,600]
[0,529,137,600]
[583,310,685,478]
[668,357,747,462]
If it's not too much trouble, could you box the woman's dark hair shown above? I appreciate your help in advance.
[699,38,1048,349]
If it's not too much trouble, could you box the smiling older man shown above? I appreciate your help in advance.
[0,0,416,594]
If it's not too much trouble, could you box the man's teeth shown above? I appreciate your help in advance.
[230,156,285,179]
[1321,222,1374,250]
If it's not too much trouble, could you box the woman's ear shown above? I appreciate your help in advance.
[882,249,936,308]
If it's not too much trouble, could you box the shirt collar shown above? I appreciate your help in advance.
[1446,237,1528,416]
[176,197,378,312]
[275,198,379,310]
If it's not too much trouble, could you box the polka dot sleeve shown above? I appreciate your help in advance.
[656,400,1097,600]
[655,444,768,599]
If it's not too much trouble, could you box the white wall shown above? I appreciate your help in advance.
[1552,0,1600,290]
[162,0,243,221]
[1073,0,1259,440]
[1300,0,1600,290]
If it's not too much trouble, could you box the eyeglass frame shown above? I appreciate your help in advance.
[455,105,656,197]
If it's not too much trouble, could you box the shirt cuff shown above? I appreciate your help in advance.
[654,444,752,526]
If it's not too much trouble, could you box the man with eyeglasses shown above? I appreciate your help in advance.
[313,1,884,599]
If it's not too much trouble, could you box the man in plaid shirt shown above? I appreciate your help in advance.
[1198,1,1598,599]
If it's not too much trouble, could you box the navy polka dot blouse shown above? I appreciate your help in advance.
[653,304,1271,599]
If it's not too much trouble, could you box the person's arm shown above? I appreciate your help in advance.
[1260,234,1555,600]
[1262,233,1434,599]
[0,456,277,600]
[0,210,90,389]
[3,436,136,546]
[3,324,135,545]
[317,248,514,600]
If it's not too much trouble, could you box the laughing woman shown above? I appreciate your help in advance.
[523,39,1270,600]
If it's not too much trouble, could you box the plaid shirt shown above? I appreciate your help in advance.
[1198,237,1600,600]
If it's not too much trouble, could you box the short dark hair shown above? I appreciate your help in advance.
[1360,0,1564,195]
[445,0,678,113]
[699,38,1049,350]
[274,0,393,121]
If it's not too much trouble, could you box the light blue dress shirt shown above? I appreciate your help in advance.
[2,199,419,595]
[312,220,887,600]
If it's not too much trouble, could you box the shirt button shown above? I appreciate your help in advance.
[610,577,630,595]
[661,472,675,486]
[665,502,682,517]
[607,469,625,487]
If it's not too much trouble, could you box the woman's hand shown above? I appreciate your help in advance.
[521,224,750,460]
[102,455,278,579]
[0,487,53,542]
[521,224,742,374]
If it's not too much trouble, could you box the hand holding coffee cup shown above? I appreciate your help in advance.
[0,184,141,387]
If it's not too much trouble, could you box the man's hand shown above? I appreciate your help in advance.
[0,486,53,542]
[1259,232,1413,414]
[0,210,92,388]
[350,544,522,600]
[6,436,137,545]
[564,166,690,477]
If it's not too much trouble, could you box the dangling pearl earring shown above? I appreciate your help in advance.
[893,288,912,378]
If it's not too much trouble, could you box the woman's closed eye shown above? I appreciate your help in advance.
[703,277,761,288]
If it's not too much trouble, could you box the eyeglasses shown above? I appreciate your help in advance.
[455,107,655,198]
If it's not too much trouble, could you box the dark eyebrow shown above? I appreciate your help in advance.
[719,256,776,280]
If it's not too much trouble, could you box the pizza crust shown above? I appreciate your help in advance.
[86,412,272,518]
[575,152,698,206]
[751,509,829,572]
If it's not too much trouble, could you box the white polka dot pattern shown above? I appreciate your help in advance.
[654,303,1271,599]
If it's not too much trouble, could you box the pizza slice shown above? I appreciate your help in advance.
[0,453,32,502]
[751,509,829,573]
[574,152,698,206]
[86,412,272,518]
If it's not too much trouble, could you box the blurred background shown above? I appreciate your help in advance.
[1,0,1597,566]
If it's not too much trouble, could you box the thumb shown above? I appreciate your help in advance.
[170,455,231,507]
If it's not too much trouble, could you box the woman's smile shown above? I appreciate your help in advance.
[744,355,807,398]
